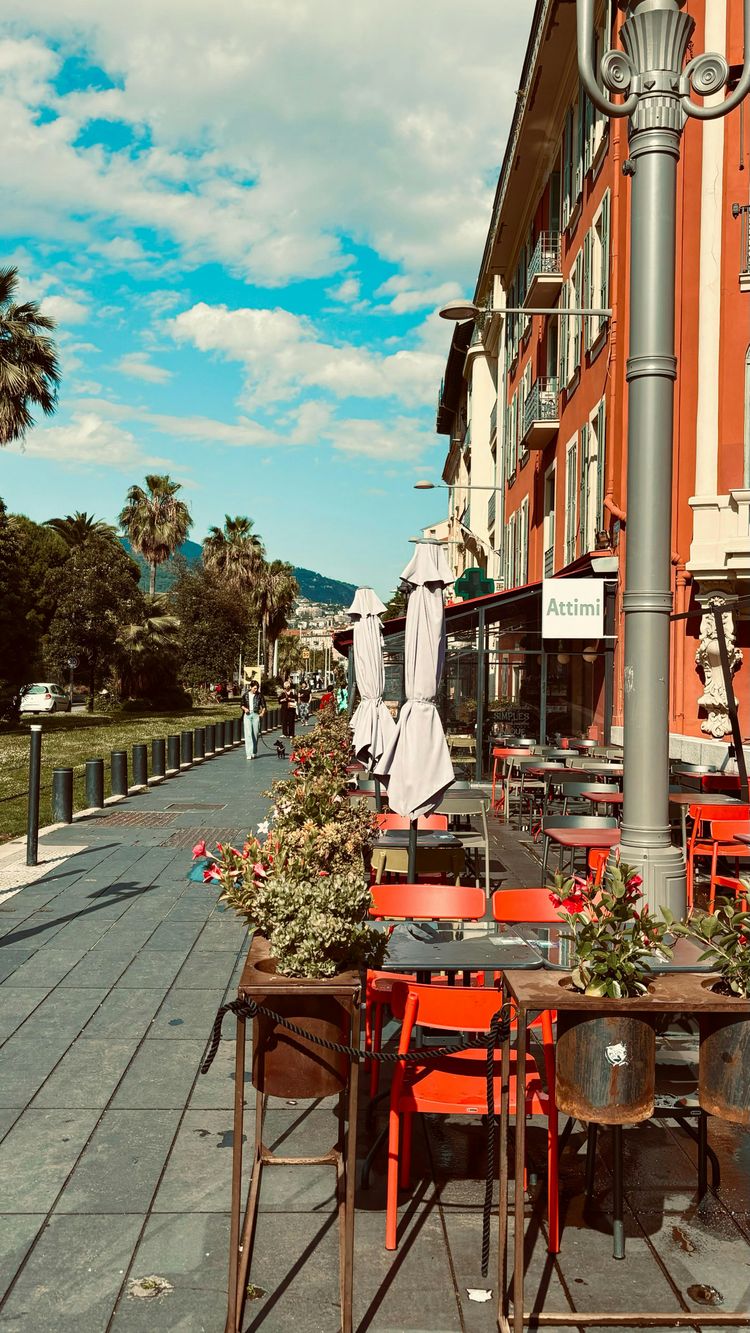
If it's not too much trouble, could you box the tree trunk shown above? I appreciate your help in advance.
[87,659,95,712]
[149,561,157,596]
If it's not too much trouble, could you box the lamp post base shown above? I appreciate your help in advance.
[614,839,687,917]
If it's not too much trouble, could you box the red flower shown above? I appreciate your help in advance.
[549,892,562,908]
[253,862,267,878]
[562,896,585,914]
[192,839,207,860]
[203,865,221,882]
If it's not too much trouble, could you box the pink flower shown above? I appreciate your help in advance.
[549,892,562,908]
[192,839,207,859]
[203,865,221,882]
[253,862,267,878]
[562,896,585,914]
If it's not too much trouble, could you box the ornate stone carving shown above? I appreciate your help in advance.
[695,596,743,738]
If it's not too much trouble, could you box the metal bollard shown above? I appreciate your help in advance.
[132,743,148,787]
[26,725,42,867]
[111,751,128,797]
[151,738,166,781]
[167,735,180,773]
[205,723,215,757]
[233,716,242,744]
[180,729,193,767]
[85,758,104,808]
[215,721,225,751]
[194,727,205,761]
[52,767,74,823]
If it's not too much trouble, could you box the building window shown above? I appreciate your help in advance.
[518,496,529,585]
[507,510,517,589]
[584,190,611,350]
[543,464,556,575]
[565,437,578,565]
[561,252,583,386]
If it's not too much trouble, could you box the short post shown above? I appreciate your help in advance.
[151,738,166,781]
[233,717,242,744]
[26,725,42,867]
[194,726,206,761]
[132,743,148,788]
[167,735,180,774]
[205,724,216,757]
[180,729,194,767]
[215,721,225,751]
[111,750,128,797]
[52,768,74,824]
[85,758,104,808]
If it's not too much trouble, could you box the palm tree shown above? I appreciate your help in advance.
[119,474,192,595]
[202,515,265,590]
[118,594,180,698]
[253,560,299,677]
[45,512,117,547]
[0,267,60,444]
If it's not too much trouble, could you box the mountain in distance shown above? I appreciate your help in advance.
[119,538,356,606]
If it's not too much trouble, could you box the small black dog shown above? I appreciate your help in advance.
[274,739,286,759]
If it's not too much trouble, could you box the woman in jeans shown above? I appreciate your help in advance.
[241,679,265,760]
[278,679,297,740]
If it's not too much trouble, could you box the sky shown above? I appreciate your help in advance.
[1,0,532,600]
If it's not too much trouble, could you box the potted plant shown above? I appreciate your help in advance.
[550,861,671,1123]
[193,706,385,1097]
[669,898,750,1126]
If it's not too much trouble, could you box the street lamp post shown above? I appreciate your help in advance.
[577,0,750,913]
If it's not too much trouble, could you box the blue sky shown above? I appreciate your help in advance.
[1,1,531,599]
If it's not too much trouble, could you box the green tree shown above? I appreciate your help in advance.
[45,536,143,709]
[383,584,408,620]
[253,559,299,677]
[202,515,265,590]
[119,474,192,596]
[7,513,68,673]
[0,267,60,445]
[0,499,38,715]
[170,562,252,690]
[277,633,305,679]
[45,512,117,547]
[117,594,181,701]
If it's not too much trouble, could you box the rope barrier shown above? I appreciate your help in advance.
[202,994,512,1277]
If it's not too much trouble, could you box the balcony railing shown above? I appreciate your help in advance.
[521,377,560,451]
[737,204,750,291]
[487,491,496,529]
[525,232,563,307]
[544,546,554,578]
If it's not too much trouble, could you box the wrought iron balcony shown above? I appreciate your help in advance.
[525,232,563,308]
[521,377,560,451]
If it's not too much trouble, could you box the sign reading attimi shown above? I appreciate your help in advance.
[542,578,604,640]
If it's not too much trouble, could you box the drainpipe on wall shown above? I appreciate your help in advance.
[672,560,690,739]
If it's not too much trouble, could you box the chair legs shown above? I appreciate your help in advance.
[386,1106,400,1250]
[547,1113,560,1253]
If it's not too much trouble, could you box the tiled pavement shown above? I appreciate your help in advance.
[0,737,748,1331]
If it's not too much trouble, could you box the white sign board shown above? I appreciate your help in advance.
[542,579,604,640]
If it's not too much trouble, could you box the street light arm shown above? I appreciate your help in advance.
[576,0,638,119]
[681,0,750,121]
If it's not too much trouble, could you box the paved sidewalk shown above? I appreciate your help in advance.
[0,741,748,1331]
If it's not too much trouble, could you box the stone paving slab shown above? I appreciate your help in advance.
[56,1109,183,1215]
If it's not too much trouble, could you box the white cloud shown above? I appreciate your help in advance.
[168,301,443,408]
[0,5,532,288]
[326,415,434,461]
[115,351,173,384]
[11,410,169,470]
[40,293,90,324]
[96,236,149,263]
[375,275,462,315]
[328,276,361,305]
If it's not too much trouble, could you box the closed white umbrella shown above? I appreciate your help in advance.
[375,545,455,876]
[347,587,396,769]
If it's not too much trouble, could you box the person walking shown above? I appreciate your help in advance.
[298,677,311,725]
[241,679,265,760]
[278,678,297,740]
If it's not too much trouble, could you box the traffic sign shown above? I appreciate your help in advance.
[67,657,78,669]
[302,650,311,660]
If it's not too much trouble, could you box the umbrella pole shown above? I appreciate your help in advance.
[368,763,383,813]
[407,820,417,883]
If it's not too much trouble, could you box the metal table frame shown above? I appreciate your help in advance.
[497,970,750,1332]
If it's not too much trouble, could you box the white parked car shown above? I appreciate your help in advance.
[19,683,72,714]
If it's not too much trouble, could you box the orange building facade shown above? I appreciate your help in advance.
[436,0,750,761]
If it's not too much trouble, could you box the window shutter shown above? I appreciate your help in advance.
[600,190,611,319]
[520,499,529,583]
[596,398,607,531]
[575,91,585,200]
[566,441,578,564]
[584,89,594,174]
[583,230,592,351]
[580,422,590,552]
[573,253,583,372]
[559,284,568,384]
[562,110,572,228]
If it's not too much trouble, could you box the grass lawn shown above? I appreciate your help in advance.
[0,703,280,843]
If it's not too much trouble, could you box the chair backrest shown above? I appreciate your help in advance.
[672,762,718,774]
[369,883,486,921]
[435,795,489,816]
[375,812,448,831]
[709,819,750,846]
[542,815,618,830]
[356,777,379,791]
[492,888,559,924]
[389,979,505,1036]
[690,803,750,827]
[492,746,533,757]
[549,779,619,796]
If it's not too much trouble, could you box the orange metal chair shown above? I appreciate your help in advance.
[491,887,559,924]
[365,883,487,1097]
[385,981,559,1254]
[491,746,533,814]
[707,820,750,911]
[588,846,609,885]
[374,813,448,832]
[686,804,750,907]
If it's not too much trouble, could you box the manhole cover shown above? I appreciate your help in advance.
[166,803,226,812]
[160,826,247,849]
[95,812,176,827]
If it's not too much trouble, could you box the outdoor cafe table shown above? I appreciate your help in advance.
[380,919,545,978]
[668,790,741,856]
[371,830,464,885]
[583,790,623,813]
[543,825,620,875]
[497,968,750,1333]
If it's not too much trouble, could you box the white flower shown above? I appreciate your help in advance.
[257,820,270,836]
